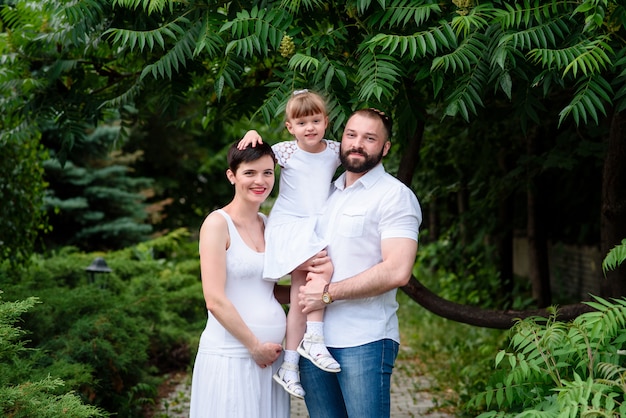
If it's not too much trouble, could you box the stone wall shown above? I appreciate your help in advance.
[513,237,603,302]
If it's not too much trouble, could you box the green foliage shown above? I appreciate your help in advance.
[467,296,626,416]
[603,239,626,276]
[414,237,535,310]
[396,291,508,413]
[0,294,107,418]
[0,229,205,416]
[2,0,623,266]
[0,134,49,266]
[42,124,154,252]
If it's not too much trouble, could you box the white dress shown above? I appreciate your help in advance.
[189,209,290,418]
[263,139,341,280]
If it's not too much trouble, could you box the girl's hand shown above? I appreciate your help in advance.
[296,250,331,274]
[237,130,264,150]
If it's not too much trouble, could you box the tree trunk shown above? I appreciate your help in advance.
[495,148,515,303]
[526,131,552,307]
[457,181,469,245]
[496,193,515,304]
[393,109,598,329]
[428,199,439,242]
[397,118,424,183]
[600,110,626,297]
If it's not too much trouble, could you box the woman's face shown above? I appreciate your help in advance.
[228,155,275,203]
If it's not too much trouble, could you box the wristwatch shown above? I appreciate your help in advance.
[322,283,333,304]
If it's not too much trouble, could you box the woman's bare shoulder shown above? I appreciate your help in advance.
[200,210,228,234]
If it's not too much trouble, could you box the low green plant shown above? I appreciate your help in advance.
[467,238,626,417]
[396,291,507,413]
[468,297,626,417]
[0,293,107,418]
[603,238,626,275]
[0,228,205,416]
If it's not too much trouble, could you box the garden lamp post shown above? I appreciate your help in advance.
[85,256,112,286]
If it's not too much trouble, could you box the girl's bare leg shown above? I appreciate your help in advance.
[285,269,308,349]
[296,265,340,372]
[273,269,308,398]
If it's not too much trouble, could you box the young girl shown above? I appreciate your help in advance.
[239,90,341,399]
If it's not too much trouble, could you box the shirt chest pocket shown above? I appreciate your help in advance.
[337,208,366,238]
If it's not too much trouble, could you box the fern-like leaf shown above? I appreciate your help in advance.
[499,17,570,51]
[140,20,199,80]
[221,6,292,58]
[443,59,488,121]
[602,239,626,275]
[432,31,485,73]
[558,76,612,126]
[98,80,144,109]
[193,13,227,58]
[528,37,613,78]
[105,18,188,52]
[356,51,402,101]
[111,0,172,14]
[495,0,569,30]
[288,53,321,73]
[250,79,295,125]
[450,3,494,38]
[367,0,441,29]
[367,23,457,59]
[213,57,244,99]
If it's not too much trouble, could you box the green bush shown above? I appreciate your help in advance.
[414,239,533,310]
[0,293,107,418]
[468,297,626,417]
[467,240,626,417]
[0,228,205,416]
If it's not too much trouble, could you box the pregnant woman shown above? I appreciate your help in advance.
[189,141,290,418]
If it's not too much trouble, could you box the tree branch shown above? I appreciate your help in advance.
[401,276,595,329]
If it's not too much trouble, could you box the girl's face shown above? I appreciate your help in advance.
[227,155,275,204]
[285,112,328,152]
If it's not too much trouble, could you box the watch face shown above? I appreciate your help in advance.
[322,294,331,304]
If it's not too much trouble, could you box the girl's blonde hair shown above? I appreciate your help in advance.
[285,89,327,120]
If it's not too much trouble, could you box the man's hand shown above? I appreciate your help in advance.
[298,274,327,314]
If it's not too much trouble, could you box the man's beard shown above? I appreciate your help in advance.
[339,146,384,173]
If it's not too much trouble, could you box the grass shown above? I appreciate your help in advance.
[396,291,508,415]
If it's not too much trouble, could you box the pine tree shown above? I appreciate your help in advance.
[42,125,153,251]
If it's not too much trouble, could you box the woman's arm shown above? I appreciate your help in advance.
[199,212,282,367]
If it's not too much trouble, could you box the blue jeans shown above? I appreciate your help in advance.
[299,339,399,418]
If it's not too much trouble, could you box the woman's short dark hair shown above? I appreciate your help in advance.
[227,141,276,173]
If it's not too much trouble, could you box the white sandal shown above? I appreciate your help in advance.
[273,363,306,399]
[297,333,341,373]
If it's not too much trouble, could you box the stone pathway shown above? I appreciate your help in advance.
[154,365,456,417]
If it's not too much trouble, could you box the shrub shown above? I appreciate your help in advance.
[467,239,626,417]
[0,293,107,418]
[468,297,626,416]
[0,229,205,416]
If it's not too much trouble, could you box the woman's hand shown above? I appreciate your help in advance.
[250,340,283,369]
